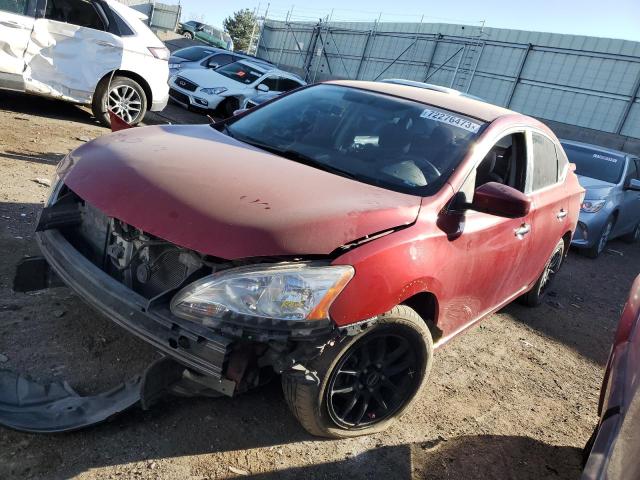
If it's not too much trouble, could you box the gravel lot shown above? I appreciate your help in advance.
[0,90,638,480]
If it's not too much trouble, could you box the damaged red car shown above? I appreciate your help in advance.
[10,81,583,438]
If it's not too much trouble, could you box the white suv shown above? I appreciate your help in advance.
[0,0,169,126]
[169,60,305,117]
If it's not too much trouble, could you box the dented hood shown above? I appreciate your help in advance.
[60,125,421,259]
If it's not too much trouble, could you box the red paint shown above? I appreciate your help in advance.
[61,124,421,259]
[60,86,583,344]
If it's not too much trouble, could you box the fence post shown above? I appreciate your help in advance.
[354,17,379,80]
[616,68,640,134]
[505,43,532,108]
[422,34,440,81]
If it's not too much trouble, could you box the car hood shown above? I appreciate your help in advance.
[577,175,616,200]
[59,125,421,259]
[177,68,247,90]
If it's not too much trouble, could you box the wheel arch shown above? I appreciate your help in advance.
[400,291,442,343]
[95,70,153,106]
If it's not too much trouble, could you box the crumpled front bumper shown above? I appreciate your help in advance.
[35,228,235,393]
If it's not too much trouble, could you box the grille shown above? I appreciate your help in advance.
[175,76,198,92]
[169,88,190,105]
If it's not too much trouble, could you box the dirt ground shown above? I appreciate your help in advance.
[0,89,638,480]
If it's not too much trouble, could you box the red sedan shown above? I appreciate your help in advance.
[583,274,640,479]
[23,81,583,437]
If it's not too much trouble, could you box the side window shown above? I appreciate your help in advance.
[625,158,638,183]
[531,133,558,190]
[459,132,527,204]
[279,78,303,92]
[0,0,29,15]
[45,0,106,31]
[260,77,279,91]
[555,144,569,181]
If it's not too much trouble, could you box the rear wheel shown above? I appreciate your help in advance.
[282,305,433,438]
[92,76,148,127]
[585,217,614,258]
[622,222,640,244]
[520,238,565,307]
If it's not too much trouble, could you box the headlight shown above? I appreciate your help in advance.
[201,87,228,95]
[168,63,182,69]
[581,200,606,213]
[170,264,354,325]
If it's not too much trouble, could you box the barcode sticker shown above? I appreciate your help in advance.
[420,108,481,133]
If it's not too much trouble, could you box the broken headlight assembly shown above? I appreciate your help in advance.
[170,264,354,329]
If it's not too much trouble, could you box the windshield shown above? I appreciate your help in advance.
[562,144,625,184]
[174,47,217,61]
[216,62,264,84]
[225,84,484,195]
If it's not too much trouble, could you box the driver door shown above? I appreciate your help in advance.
[437,131,534,333]
[0,0,35,88]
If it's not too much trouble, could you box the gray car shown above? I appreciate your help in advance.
[562,140,640,258]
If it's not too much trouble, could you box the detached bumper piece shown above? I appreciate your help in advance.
[0,357,206,433]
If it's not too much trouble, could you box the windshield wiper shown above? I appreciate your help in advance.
[237,137,358,180]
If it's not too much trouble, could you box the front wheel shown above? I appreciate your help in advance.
[183,31,194,39]
[92,75,148,127]
[520,238,565,307]
[585,217,614,258]
[282,305,433,438]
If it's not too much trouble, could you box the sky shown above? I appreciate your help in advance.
[170,0,640,42]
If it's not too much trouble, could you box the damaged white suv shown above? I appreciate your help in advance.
[0,0,169,126]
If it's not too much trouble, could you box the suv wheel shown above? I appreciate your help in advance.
[520,238,565,307]
[585,217,614,258]
[92,75,148,127]
[183,31,194,39]
[282,305,433,438]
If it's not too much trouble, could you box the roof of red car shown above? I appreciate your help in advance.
[326,80,517,123]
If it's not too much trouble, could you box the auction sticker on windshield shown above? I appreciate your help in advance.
[420,108,481,133]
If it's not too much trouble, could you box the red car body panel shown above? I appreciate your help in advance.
[59,125,421,259]
[583,275,640,480]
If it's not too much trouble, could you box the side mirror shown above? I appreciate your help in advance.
[470,182,531,218]
[626,178,640,191]
[196,25,205,31]
[257,83,269,92]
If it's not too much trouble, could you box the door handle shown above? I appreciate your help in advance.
[96,40,117,47]
[556,209,568,220]
[514,223,531,239]
[0,20,25,29]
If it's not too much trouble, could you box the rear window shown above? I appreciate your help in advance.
[562,144,626,184]
[174,47,217,61]
[217,62,264,84]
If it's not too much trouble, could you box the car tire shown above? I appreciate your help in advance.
[622,222,640,244]
[92,75,148,127]
[282,305,433,438]
[183,32,194,39]
[585,217,614,258]
[217,97,239,119]
[520,238,565,307]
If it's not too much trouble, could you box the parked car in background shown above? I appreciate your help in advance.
[169,60,305,116]
[30,81,582,437]
[381,79,486,101]
[0,0,169,126]
[582,274,640,480]
[177,20,233,50]
[561,140,640,258]
[169,46,273,77]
